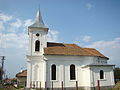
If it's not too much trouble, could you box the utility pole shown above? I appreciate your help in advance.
[0,56,5,80]
[1,56,5,70]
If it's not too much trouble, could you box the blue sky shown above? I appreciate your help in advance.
[0,0,120,77]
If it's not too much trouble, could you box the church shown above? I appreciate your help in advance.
[26,9,115,90]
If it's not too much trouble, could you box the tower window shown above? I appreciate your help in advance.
[100,70,104,79]
[36,33,39,37]
[70,64,76,80]
[51,64,56,80]
[35,40,40,51]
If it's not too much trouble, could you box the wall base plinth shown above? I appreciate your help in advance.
[26,85,114,90]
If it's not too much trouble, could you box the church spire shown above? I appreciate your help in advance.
[28,8,48,29]
[35,8,44,25]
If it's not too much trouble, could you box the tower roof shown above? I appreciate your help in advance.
[28,8,48,29]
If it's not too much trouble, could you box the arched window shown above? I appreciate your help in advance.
[51,64,56,80]
[70,64,76,80]
[35,40,40,51]
[100,70,104,79]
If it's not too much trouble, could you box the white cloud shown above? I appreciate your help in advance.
[85,37,120,66]
[0,13,13,31]
[0,21,4,30]
[1,33,28,48]
[24,19,33,27]
[10,19,22,28]
[0,13,13,22]
[0,12,60,48]
[0,13,34,33]
[82,35,91,42]
[1,30,60,49]
[23,19,34,32]
[0,13,30,49]
[47,30,60,42]
[1,29,60,49]
[86,37,120,49]
[86,3,94,10]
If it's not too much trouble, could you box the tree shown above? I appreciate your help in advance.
[114,67,120,83]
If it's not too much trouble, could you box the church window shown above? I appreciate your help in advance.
[100,70,104,79]
[70,64,76,80]
[35,40,40,51]
[51,64,56,80]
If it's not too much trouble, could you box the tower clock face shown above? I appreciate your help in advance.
[36,33,40,37]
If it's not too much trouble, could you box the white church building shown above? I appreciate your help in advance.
[26,9,115,90]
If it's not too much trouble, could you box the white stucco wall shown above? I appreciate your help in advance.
[45,55,98,88]
[89,66,115,87]
[26,27,48,88]
[43,55,114,88]
[28,28,48,56]
[26,53,114,89]
[26,55,46,88]
[27,54,114,89]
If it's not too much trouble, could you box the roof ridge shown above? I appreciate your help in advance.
[83,48,95,49]
[47,42,75,45]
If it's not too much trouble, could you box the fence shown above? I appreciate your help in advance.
[28,80,113,90]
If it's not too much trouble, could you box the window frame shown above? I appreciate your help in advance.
[51,64,56,81]
[70,64,76,80]
[100,70,104,80]
[35,40,40,52]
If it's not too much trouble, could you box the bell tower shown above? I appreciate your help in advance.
[26,9,48,88]
[28,8,49,56]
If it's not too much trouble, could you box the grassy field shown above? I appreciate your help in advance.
[112,82,120,90]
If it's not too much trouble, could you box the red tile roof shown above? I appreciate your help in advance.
[16,70,27,77]
[44,42,108,59]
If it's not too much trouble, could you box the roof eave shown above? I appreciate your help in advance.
[43,54,108,59]
[82,64,115,68]
[28,26,49,32]
[16,76,26,77]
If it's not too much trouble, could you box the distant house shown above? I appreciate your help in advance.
[3,78,17,85]
[16,70,27,87]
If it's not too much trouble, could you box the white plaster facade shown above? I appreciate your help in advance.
[26,9,115,90]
